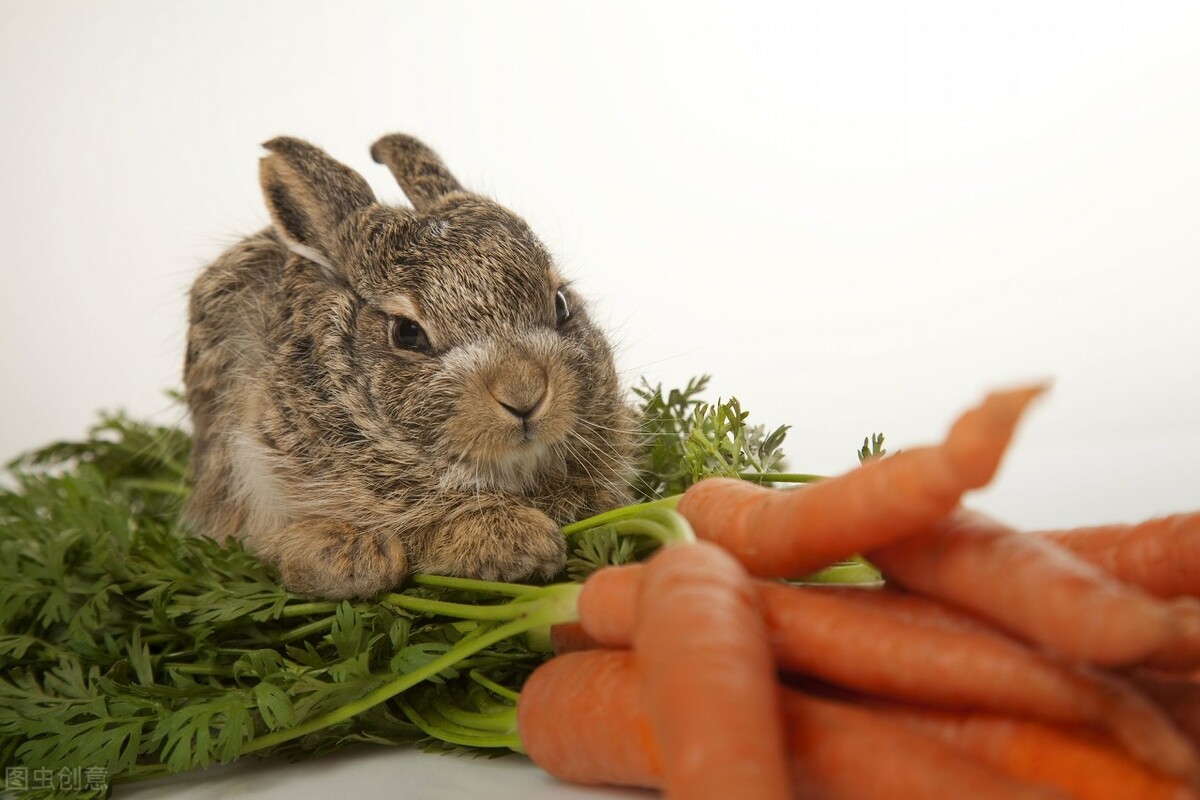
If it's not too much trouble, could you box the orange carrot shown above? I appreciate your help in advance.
[633,541,790,800]
[517,649,661,789]
[761,581,1196,781]
[518,649,1061,799]
[1131,669,1200,747]
[547,621,601,655]
[1034,512,1200,598]
[871,701,1200,800]
[576,563,641,646]
[578,563,1195,780]
[867,507,1184,666]
[1145,597,1200,671]
[675,384,1045,578]
[783,690,1064,800]
[1171,599,1200,668]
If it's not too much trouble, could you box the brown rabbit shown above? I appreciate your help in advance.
[183,134,635,599]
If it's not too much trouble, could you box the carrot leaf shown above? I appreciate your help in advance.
[857,432,888,463]
[565,525,655,581]
[631,376,789,499]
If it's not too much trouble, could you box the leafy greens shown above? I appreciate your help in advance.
[0,377,872,797]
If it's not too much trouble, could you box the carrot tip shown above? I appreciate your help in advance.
[943,382,1050,490]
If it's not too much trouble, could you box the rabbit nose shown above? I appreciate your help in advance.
[490,360,549,421]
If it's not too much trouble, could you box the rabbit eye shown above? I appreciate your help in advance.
[390,317,431,353]
[554,289,571,326]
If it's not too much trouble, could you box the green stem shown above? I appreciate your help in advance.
[611,507,695,546]
[467,680,518,713]
[407,574,540,597]
[275,616,337,643]
[560,496,681,536]
[381,593,538,621]
[398,696,522,751]
[240,584,579,755]
[454,653,537,669]
[737,472,826,483]
[279,601,339,618]
[469,669,521,703]
[428,692,518,733]
[164,663,233,676]
[799,557,883,585]
[119,478,190,496]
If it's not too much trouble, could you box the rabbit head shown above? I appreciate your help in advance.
[256,134,633,512]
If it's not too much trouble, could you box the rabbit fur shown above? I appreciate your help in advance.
[183,134,635,599]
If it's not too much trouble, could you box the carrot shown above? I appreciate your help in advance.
[576,563,641,646]
[761,581,1196,781]
[782,690,1064,800]
[1130,669,1200,747]
[1034,511,1200,598]
[632,540,790,800]
[578,563,1196,780]
[871,701,1200,800]
[547,620,601,655]
[1143,597,1200,672]
[518,649,1061,799]
[517,649,662,789]
[867,507,1183,666]
[675,384,1045,578]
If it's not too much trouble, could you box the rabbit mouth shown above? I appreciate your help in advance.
[442,443,556,495]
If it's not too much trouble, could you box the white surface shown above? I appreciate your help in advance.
[2,1,1199,796]
[117,745,650,800]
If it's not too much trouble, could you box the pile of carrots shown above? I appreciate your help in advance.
[516,385,1200,799]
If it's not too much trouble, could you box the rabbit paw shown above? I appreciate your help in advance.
[430,504,567,583]
[259,519,409,599]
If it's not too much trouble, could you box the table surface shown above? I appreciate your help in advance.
[117,744,651,800]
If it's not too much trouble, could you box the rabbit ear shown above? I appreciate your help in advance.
[370,134,463,213]
[259,137,375,272]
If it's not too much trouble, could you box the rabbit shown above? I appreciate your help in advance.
[183,134,636,599]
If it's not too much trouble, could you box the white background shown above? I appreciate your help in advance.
[1,2,1198,796]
